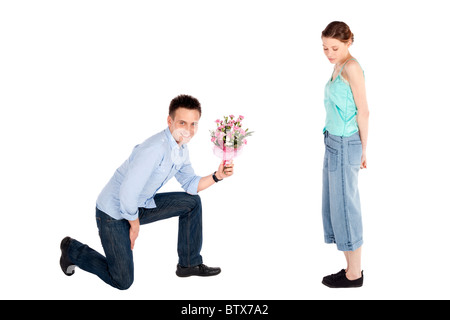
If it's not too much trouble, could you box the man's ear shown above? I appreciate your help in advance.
[167,115,173,127]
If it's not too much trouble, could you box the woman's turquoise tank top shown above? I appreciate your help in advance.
[324,58,363,137]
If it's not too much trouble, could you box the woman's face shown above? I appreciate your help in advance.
[322,37,351,64]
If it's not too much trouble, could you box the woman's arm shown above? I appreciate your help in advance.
[345,60,369,169]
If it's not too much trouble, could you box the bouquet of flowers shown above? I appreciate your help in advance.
[210,115,254,167]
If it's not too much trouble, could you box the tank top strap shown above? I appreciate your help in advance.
[338,58,358,75]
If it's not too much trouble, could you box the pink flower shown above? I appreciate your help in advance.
[212,115,252,158]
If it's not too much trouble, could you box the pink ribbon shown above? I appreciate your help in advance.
[213,145,243,166]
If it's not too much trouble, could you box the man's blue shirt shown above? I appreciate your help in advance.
[96,127,201,220]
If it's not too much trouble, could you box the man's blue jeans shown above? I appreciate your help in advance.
[67,192,203,290]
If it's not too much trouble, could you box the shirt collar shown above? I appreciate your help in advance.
[164,127,186,150]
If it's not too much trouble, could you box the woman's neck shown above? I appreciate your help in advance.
[335,53,353,69]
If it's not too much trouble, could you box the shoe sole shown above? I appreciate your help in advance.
[176,270,221,277]
[60,256,76,276]
[322,280,363,288]
[60,237,75,276]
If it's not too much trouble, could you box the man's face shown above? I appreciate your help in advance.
[167,107,200,145]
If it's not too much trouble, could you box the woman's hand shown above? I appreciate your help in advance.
[360,151,367,169]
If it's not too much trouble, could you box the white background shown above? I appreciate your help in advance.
[1,0,449,300]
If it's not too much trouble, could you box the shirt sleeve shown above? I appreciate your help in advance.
[175,148,201,195]
[119,146,160,221]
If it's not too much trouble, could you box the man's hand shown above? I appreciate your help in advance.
[216,161,234,180]
[129,218,140,250]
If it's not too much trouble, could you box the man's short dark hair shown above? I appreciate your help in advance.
[169,94,202,119]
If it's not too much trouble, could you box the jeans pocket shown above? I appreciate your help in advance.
[326,145,338,172]
[348,140,362,166]
[96,216,102,237]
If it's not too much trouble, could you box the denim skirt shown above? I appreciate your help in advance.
[322,131,363,251]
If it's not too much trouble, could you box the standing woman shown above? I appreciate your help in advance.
[321,21,369,288]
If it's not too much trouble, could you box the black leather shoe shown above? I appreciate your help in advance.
[60,237,76,276]
[322,269,364,288]
[176,263,221,277]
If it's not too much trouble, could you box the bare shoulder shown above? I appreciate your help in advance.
[343,59,364,82]
[345,59,363,74]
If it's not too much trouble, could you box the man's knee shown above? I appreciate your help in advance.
[112,273,134,290]
[191,194,201,207]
